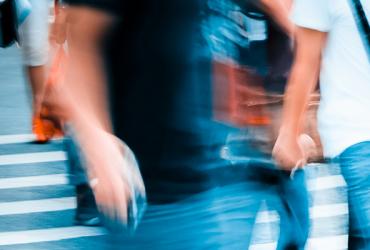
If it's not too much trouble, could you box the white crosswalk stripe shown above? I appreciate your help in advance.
[0,197,75,216]
[0,174,68,189]
[0,134,63,145]
[0,151,67,166]
[250,235,348,250]
[0,226,106,246]
[307,175,347,191]
[0,134,36,145]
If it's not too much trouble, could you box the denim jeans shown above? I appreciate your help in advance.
[226,132,310,250]
[242,162,309,250]
[277,169,309,250]
[65,136,309,249]
[339,141,370,250]
[106,167,308,250]
[64,134,88,186]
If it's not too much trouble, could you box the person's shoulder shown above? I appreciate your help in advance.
[291,0,333,32]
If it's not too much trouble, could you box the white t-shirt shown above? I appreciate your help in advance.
[291,0,370,157]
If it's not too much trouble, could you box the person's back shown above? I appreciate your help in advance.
[105,0,244,202]
[63,0,310,249]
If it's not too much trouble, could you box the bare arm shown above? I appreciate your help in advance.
[273,27,327,170]
[59,6,129,222]
[66,6,113,132]
[256,0,294,37]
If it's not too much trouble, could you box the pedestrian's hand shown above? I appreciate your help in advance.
[81,129,131,225]
[272,133,308,171]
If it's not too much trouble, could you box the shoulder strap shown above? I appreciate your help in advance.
[349,0,370,63]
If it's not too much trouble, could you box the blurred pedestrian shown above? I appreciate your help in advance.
[217,1,310,249]
[273,0,370,249]
[57,0,308,249]
[18,0,52,142]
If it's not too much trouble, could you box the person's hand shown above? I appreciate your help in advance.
[80,129,131,224]
[273,133,314,171]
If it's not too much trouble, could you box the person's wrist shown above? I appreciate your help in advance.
[278,125,299,139]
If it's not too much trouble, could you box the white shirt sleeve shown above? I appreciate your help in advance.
[291,0,332,32]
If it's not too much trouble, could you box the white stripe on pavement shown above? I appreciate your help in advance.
[0,226,106,246]
[0,151,67,166]
[310,203,348,219]
[0,197,75,216]
[0,134,35,145]
[256,203,348,224]
[307,175,346,191]
[249,242,277,250]
[305,235,348,250]
[0,134,63,145]
[0,174,68,189]
[250,235,348,250]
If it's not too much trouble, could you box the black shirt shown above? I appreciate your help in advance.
[65,0,241,202]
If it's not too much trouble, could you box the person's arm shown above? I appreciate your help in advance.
[65,6,113,132]
[272,27,327,170]
[57,6,129,222]
[256,0,294,37]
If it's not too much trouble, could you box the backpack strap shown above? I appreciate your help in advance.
[349,0,370,63]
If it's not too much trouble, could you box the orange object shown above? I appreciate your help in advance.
[213,61,274,127]
[32,115,49,143]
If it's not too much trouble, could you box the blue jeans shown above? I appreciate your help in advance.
[277,169,309,250]
[106,169,308,250]
[64,134,88,186]
[227,135,310,250]
[243,162,309,250]
[339,141,370,250]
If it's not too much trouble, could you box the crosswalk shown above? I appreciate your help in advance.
[0,133,349,249]
[0,136,108,249]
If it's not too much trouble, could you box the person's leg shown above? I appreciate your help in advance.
[26,65,47,116]
[106,182,264,250]
[276,169,310,250]
[225,132,310,249]
[18,0,50,141]
[340,141,370,250]
[63,127,101,226]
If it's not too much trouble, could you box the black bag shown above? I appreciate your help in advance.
[349,0,370,62]
[0,0,19,48]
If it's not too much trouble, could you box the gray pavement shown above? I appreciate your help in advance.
[0,45,349,249]
[0,46,32,135]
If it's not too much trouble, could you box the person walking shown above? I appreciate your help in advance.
[18,0,52,142]
[56,0,309,249]
[273,0,370,249]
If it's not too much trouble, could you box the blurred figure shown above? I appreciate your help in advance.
[18,0,52,142]
[273,0,370,249]
[47,0,103,226]
[213,1,310,249]
[55,0,308,249]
